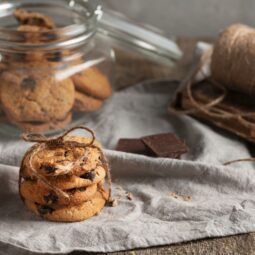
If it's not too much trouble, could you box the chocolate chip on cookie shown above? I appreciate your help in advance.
[36,204,54,215]
[44,192,58,205]
[80,170,96,181]
[40,164,57,174]
[21,77,36,90]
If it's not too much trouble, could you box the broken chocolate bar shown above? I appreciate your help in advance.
[116,134,188,159]
[116,138,151,156]
[142,133,188,158]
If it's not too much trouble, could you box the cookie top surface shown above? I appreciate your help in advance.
[21,136,102,178]
[1,68,75,122]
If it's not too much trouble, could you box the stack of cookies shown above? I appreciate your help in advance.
[19,127,110,222]
[0,8,112,132]
[72,67,112,113]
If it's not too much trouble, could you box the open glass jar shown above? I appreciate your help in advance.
[0,0,114,135]
[0,0,182,136]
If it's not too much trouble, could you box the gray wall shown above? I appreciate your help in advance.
[103,0,255,37]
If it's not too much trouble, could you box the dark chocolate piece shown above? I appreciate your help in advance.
[142,133,188,158]
[116,138,152,156]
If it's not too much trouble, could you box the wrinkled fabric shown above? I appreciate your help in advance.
[0,81,255,254]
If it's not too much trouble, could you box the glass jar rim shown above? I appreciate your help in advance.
[0,0,101,52]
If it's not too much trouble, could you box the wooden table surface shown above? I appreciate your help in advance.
[74,38,255,255]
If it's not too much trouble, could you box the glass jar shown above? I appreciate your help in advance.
[0,0,182,136]
[0,0,115,135]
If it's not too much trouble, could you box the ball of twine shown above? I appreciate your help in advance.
[211,23,255,97]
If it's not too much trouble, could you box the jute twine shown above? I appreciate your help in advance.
[211,23,255,97]
[19,126,112,204]
[169,24,255,166]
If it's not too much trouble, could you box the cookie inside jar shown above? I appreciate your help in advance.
[0,0,114,135]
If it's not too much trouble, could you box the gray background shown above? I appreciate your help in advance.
[103,0,255,37]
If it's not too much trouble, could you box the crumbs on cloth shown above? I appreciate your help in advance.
[168,192,192,201]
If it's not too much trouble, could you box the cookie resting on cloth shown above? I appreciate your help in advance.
[24,190,108,222]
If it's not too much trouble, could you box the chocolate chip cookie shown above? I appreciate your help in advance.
[1,67,75,124]
[72,67,112,100]
[73,91,103,112]
[47,166,106,190]
[14,8,55,29]
[24,190,108,222]
[21,136,102,178]
[20,180,98,206]
[6,112,72,133]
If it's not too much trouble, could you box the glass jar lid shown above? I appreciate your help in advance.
[0,0,182,65]
[98,8,182,66]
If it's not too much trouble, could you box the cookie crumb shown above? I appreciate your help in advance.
[127,192,133,200]
[109,198,118,207]
[168,192,191,201]
[184,195,192,201]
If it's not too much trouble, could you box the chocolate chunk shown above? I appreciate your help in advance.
[46,51,62,62]
[21,77,36,90]
[80,171,96,181]
[116,138,152,156]
[78,187,86,192]
[44,192,58,205]
[40,164,57,174]
[36,204,54,215]
[64,150,71,157]
[142,133,188,158]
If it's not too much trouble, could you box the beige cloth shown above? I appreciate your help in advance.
[0,81,255,254]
